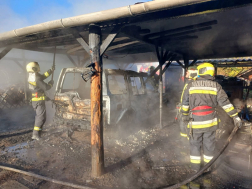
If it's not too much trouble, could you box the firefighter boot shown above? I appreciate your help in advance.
[32,130,40,140]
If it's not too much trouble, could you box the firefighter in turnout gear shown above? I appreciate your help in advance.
[148,66,159,89]
[26,62,54,140]
[181,63,242,172]
[178,66,198,139]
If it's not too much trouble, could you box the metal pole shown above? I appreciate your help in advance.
[22,51,27,101]
[184,55,189,83]
[159,62,163,129]
[23,63,27,101]
[89,24,104,177]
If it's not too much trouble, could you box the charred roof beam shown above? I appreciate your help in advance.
[176,60,185,69]
[190,59,198,66]
[70,26,123,56]
[144,20,217,39]
[100,25,123,56]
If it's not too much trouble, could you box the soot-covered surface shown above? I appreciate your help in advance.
[0,109,251,189]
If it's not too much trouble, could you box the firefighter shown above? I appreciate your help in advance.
[26,62,54,140]
[181,63,242,172]
[178,66,198,139]
[148,66,159,88]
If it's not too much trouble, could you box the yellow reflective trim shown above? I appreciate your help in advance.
[190,159,201,164]
[187,137,189,140]
[189,90,217,95]
[230,113,238,117]
[29,82,36,86]
[203,179,211,185]
[44,72,49,77]
[225,106,234,113]
[180,133,187,137]
[190,182,200,188]
[188,121,218,129]
[204,158,211,163]
[180,83,188,102]
[180,185,188,189]
[182,107,189,112]
[32,96,45,101]
[34,126,41,131]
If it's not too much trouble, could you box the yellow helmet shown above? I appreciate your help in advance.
[197,63,215,76]
[26,62,40,73]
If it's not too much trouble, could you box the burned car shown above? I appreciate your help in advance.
[53,67,159,131]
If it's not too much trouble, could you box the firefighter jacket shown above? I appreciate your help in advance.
[28,70,53,101]
[181,75,238,133]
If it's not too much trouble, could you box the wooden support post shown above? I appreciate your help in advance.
[89,24,104,177]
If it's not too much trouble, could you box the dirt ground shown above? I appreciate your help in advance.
[0,107,251,189]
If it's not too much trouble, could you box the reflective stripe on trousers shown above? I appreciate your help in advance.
[32,96,46,101]
[34,126,41,131]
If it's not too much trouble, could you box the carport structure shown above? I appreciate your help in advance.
[0,0,252,178]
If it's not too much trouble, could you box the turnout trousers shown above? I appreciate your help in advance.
[179,116,188,139]
[32,100,46,131]
[189,130,215,171]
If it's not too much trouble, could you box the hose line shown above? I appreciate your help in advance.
[0,165,95,189]
[163,125,239,189]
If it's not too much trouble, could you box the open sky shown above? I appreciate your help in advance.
[0,0,150,32]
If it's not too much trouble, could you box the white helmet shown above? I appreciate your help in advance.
[26,62,40,73]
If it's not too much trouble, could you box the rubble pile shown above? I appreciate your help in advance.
[0,84,28,109]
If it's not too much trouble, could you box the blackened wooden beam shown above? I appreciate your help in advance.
[122,27,154,46]
[144,20,217,39]
[176,60,185,69]
[0,47,12,60]
[70,29,91,55]
[162,55,177,75]
[100,26,122,56]
[89,24,104,177]
[76,37,90,55]
[190,59,198,66]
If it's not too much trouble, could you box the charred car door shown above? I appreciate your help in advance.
[104,69,130,126]
[54,67,92,129]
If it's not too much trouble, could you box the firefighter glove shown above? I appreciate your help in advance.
[233,116,242,128]
[48,80,54,87]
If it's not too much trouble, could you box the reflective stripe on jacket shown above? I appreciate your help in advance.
[28,73,52,101]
